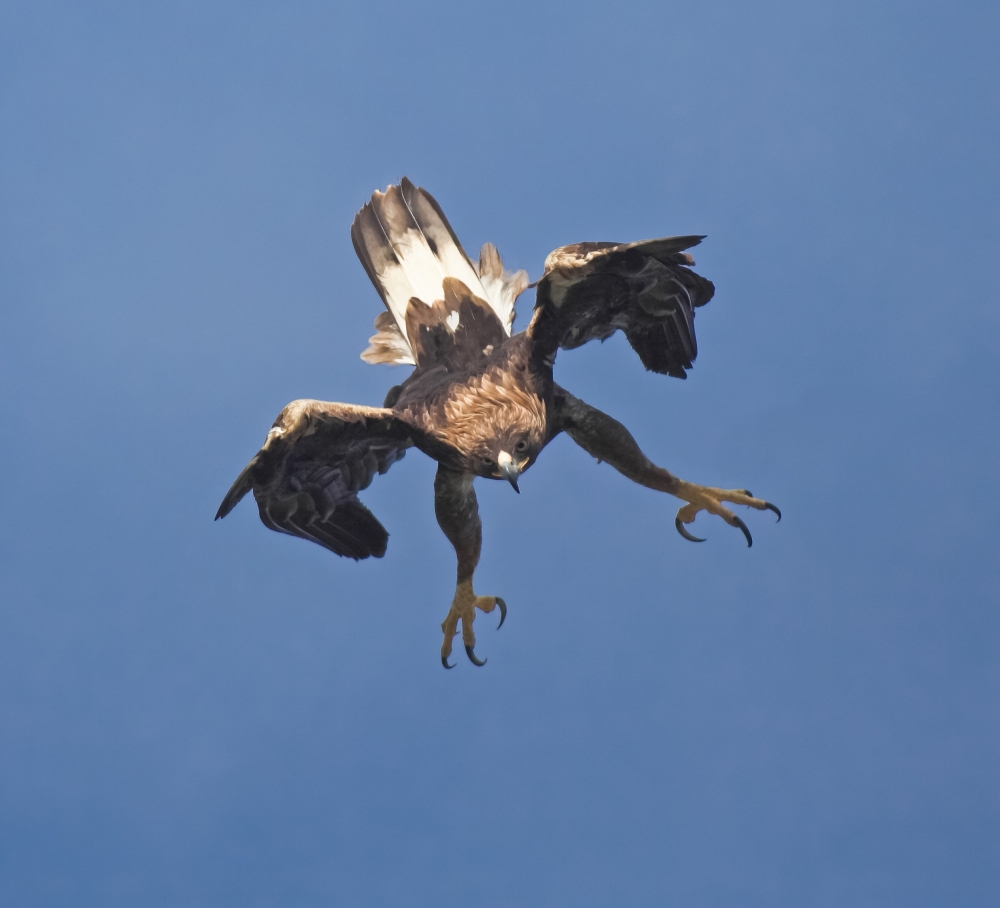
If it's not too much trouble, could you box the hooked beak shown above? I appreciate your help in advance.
[497,451,521,493]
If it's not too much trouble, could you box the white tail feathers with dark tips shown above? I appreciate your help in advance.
[352,178,528,365]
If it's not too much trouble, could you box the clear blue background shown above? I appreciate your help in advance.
[2,1,998,904]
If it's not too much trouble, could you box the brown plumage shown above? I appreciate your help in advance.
[217,178,780,667]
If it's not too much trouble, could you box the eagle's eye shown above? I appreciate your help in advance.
[482,457,494,468]
[515,440,528,453]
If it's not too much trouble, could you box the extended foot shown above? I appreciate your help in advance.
[673,480,781,547]
[440,579,507,669]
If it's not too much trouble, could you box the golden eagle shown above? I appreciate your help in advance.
[216,179,780,667]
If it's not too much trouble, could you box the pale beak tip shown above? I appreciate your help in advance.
[498,450,521,493]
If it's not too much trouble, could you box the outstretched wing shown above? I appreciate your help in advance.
[352,178,528,366]
[215,401,417,560]
[526,236,715,379]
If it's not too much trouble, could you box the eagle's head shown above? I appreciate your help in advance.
[470,429,545,493]
[440,371,548,492]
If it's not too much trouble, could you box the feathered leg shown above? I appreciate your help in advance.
[553,387,780,546]
[434,466,507,668]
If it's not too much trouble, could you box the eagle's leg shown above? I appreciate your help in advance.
[555,387,780,546]
[434,465,507,668]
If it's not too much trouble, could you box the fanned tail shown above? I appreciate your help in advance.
[351,178,529,368]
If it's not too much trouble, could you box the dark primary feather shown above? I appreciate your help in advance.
[215,401,416,560]
[527,236,715,379]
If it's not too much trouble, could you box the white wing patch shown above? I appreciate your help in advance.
[445,310,460,332]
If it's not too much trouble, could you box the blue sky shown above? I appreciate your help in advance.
[1,1,998,905]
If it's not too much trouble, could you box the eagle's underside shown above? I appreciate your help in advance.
[216,178,780,667]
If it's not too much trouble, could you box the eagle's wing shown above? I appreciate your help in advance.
[526,237,715,378]
[352,178,528,365]
[215,401,417,560]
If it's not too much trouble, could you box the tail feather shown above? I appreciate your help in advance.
[477,242,529,334]
[398,179,487,301]
[352,178,527,366]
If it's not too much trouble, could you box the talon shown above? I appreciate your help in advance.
[764,502,782,522]
[440,582,504,667]
[675,515,706,543]
[465,645,487,667]
[495,597,507,630]
[733,516,753,547]
[743,489,753,497]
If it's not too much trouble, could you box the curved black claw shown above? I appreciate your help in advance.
[465,645,487,667]
[733,515,753,547]
[764,502,782,522]
[495,597,507,630]
[442,656,455,670]
[675,515,706,543]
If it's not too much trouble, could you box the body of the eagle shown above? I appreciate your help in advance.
[217,179,779,667]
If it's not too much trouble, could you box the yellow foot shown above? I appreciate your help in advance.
[440,579,507,669]
[673,480,781,547]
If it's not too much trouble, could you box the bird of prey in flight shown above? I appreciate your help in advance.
[216,178,780,668]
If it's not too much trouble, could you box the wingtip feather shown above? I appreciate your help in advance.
[216,458,257,521]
